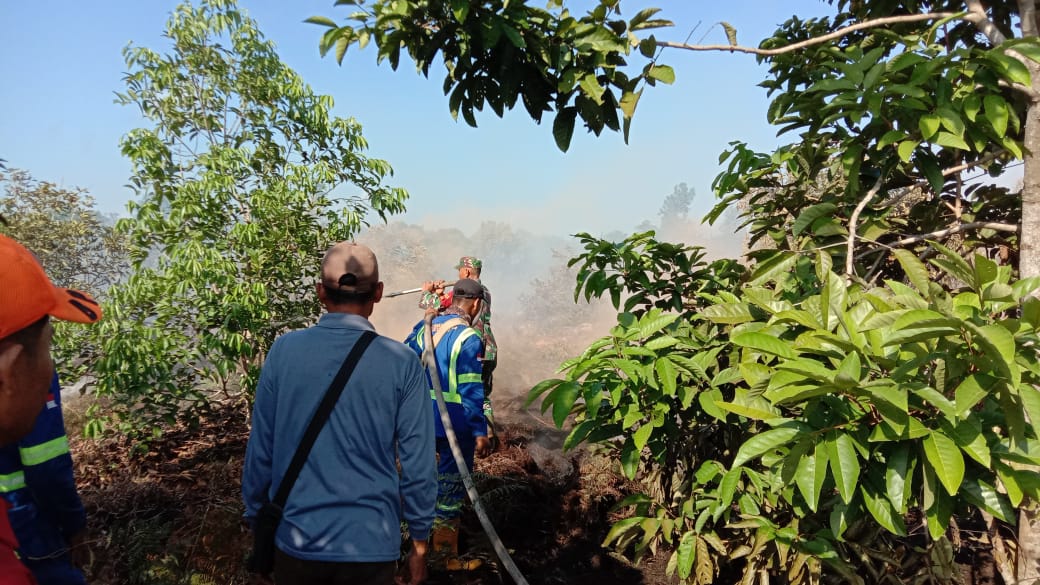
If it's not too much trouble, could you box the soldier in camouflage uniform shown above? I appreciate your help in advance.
[419,256,499,447]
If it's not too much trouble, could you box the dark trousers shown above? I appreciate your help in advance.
[273,548,396,585]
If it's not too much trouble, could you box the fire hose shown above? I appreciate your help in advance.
[421,312,530,585]
[387,283,453,298]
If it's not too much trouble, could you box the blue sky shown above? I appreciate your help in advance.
[0,1,834,240]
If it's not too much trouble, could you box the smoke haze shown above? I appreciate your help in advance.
[358,192,744,412]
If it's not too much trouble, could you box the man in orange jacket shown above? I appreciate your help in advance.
[0,235,102,585]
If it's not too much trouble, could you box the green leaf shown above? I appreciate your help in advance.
[950,419,991,467]
[923,431,965,495]
[827,432,861,504]
[579,73,605,105]
[619,89,642,119]
[1020,385,1040,434]
[919,113,941,139]
[633,423,654,451]
[653,355,678,391]
[715,467,741,520]
[893,249,931,298]
[602,517,641,547]
[620,438,640,479]
[967,322,1017,384]
[862,484,907,535]
[526,378,564,406]
[676,531,696,580]
[731,331,797,359]
[961,479,1015,522]
[638,312,679,338]
[450,0,470,22]
[918,153,945,194]
[934,131,970,151]
[963,93,981,121]
[886,444,911,513]
[795,444,828,512]
[955,374,994,417]
[984,95,1009,136]
[547,381,581,427]
[304,15,339,28]
[732,426,805,468]
[699,302,754,324]
[792,203,838,236]
[888,51,927,73]
[991,51,1032,86]
[877,130,906,150]
[553,107,578,152]
[897,140,919,163]
[937,106,965,135]
[715,400,777,421]
[647,64,675,84]
[748,252,798,285]
[699,389,729,421]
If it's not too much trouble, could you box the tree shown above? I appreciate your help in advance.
[311,0,675,151]
[315,1,1040,581]
[0,168,130,384]
[87,0,407,436]
[0,168,129,296]
[659,182,694,238]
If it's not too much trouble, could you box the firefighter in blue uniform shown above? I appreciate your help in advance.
[405,278,491,571]
[0,373,87,585]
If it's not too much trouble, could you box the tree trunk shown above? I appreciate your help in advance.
[1017,0,1040,578]
[1016,2,1040,582]
[1021,70,1040,282]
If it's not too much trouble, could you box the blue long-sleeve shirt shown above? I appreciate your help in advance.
[404,314,487,439]
[0,374,86,560]
[242,313,436,562]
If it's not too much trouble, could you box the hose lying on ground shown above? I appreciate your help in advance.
[421,312,531,585]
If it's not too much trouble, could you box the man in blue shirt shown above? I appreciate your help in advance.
[405,278,491,572]
[0,374,87,585]
[242,242,436,585]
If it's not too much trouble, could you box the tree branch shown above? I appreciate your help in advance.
[1022,0,1039,38]
[942,150,1006,176]
[886,221,1019,247]
[846,175,886,279]
[657,13,957,56]
[998,79,1040,101]
[965,0,1008,44]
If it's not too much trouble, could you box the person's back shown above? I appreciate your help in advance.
[243,317,432,560]
[242,241,435,585]
[404,279,490,571]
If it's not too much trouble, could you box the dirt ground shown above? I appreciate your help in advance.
[69,402,675,585]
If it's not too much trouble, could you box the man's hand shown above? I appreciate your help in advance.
[475,436,492,458]
[421,280,446,294]
[395,539,428,585]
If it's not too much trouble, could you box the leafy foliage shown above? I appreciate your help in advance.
[533,232,1040,583]
[0,168,129,296]
[706,5,1035,284]
[86,0,407,436]
[313,0,674,151]
[0,168,130,384]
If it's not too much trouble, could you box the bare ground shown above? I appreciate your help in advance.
[70,403,670,585]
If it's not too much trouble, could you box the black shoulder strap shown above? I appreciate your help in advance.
[272,329,377,508]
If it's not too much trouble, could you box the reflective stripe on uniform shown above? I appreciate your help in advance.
[0,471,26,493]
[19,435,70,466]
[447,328,479,400]
[457,373,481,384]
[430,388,463,403]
